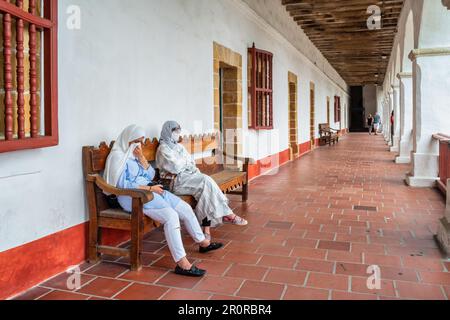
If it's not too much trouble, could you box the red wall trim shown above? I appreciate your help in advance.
[248,148,290,180]
[0,223,87,300]
[0,223,131,300]
[299,141,312,156]
[2,140,329,299]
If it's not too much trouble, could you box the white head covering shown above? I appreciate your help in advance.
[104,125,146,187]
[160,121,181,150]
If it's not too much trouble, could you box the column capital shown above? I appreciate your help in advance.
[397,72,412,80]
[391,84,400,90]
[409,47,450,61]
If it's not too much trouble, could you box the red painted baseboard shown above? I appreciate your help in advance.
[0,223,88,300]
[248,148,291,180]
[2,141,325,300]
[0,223,131,300]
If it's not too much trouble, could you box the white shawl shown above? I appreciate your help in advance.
[103,125,146,188]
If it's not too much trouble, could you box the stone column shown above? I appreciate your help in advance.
[436,179,450,256]
[406,48,450,187]
[390,85,401,152]
[396,72,413,164]
[386,90,394,146]
[381,99,386,141]
[383,98,390,143]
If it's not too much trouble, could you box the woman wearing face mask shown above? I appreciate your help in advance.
[104,125,223,277]
[156,121,248,240]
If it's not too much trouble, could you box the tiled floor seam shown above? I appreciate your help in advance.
[110,281,135,300]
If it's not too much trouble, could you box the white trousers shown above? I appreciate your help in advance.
[174,172,233,227]
[144,201,206,263]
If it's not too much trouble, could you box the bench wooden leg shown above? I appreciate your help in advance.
[242,183,248,202]
[86,180,100,264]
[130,229,142,271]
[88,218,100,264]
[130,200,144,271]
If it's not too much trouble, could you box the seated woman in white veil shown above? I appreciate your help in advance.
[156,121,248,240]
[104,125,223,277]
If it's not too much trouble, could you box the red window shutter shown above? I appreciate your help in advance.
[334,96,341,123]
[248,44,273,130]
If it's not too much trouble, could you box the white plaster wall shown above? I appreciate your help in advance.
[413,55,450,153]
[419,0,450,47]
[0,0,349,251]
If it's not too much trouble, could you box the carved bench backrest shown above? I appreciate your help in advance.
[319,123,331,137]
[82,132,224,184]
[82,133,223,213]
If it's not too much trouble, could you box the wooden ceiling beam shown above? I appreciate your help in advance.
[282,0,404,85]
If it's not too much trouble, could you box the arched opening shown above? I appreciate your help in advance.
[394,44,401,83]
[395,10,416,164]
[402,11,415,73]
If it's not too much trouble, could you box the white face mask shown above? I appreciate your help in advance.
[172,132,181,142]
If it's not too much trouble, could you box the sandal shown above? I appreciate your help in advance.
[223,215,248,226]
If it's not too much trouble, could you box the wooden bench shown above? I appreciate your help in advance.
[82,133,252,271]
[176,133,252,203]
[319,123,340,146]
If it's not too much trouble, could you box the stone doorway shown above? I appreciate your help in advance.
[213,42,243,166]
[327,97,331,124]
[288,72,299,160]
[310,82,316,149]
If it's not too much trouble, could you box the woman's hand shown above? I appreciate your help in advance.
[133,144,145,160]
[133,144,150,169]
[149,185,164,195]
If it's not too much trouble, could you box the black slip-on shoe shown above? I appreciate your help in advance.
[199,242,223,254]
[174,265,206,277]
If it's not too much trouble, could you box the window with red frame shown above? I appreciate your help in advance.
[334,96,341,123]
[0,0,58,153]
[248,44,273,130]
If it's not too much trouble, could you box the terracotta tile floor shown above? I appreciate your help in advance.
[14,134,450,300]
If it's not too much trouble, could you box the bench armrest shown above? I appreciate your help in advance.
[87,174,154,203]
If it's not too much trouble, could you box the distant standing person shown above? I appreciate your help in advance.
[373,112,381,136]
[367,114,374,135]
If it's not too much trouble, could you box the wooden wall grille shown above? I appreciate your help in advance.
[248,43,273,130]
[0,0,58,153]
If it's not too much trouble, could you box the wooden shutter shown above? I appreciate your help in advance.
[248,44,273,130]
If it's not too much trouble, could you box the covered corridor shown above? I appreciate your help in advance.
[1,0,450,303]
[13,134,450,300]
